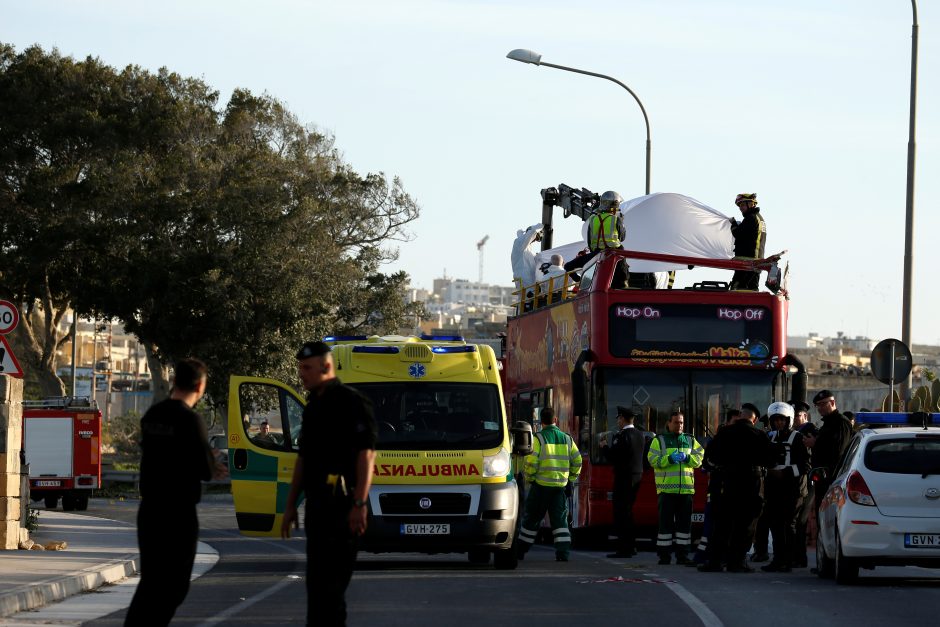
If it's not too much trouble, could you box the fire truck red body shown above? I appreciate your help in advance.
[22,398,102,511]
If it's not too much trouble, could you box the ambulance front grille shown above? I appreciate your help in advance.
[379,492,471,515]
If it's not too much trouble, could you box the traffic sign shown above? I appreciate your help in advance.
[0,335,24,378]
[0,300,18,334]
[870,338,912,385]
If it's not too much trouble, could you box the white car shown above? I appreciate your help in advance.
[816,413,940,584]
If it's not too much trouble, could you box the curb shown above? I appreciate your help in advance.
[0,555,139,618]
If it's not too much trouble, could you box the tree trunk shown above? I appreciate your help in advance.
[9,300,67,398]
[144,343,170,403]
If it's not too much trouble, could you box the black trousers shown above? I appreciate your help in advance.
[753,507,770,555]
[707,474,764,567]
[730,270,760,290]
[656,493,693,558]
[793,483,815,565]
[764,474,803,567]
[306,501,358,627]
[612,478,642,553]
[125,500,198,626]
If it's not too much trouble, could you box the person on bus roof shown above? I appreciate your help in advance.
[729,192,766,291]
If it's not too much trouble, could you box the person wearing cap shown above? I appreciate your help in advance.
[761,402,811,572]
[281,341,377,626]
[699,403,774,573]
[600,406,646,558]
[789,399,816,567]
[729,193,766,291]
[647,410,704,565]
[802,390,853,515]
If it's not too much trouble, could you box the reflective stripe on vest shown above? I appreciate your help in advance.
[772,430,800,477]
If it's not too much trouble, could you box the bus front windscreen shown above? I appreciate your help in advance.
[349,382,503,450]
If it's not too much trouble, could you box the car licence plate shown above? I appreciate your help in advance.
[401,523,450,535]
[35,480,61,487]
[905,533,940,548]
[691,513,705,523]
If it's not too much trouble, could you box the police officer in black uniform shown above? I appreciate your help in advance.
[282,341,377,627]
[761,402,810,572]
[699,403,774,573]
[729,193,767,290]
[791,400,816,567]
[802,390,853,513]
[600,406,646,558]
[125,358,226,627]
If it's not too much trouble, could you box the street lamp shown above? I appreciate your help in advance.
[901,1,919,398]
[506,48,652,195]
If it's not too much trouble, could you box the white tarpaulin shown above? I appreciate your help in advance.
[536,192,734,273]
[510,223,544,287]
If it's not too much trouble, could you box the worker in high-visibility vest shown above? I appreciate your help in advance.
[516,407,583,562]
[587,190,625,252]
[647,410,704,565]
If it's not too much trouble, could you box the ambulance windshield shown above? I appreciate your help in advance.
[351,382,503,450]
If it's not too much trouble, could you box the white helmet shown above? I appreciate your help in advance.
[767,401,795,428]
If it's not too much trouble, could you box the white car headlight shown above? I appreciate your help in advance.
[483,448,510,478]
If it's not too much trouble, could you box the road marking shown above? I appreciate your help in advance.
[664,582,724,627]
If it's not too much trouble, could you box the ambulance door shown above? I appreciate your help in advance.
[227,376,305,537]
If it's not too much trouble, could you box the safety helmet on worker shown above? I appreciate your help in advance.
[599,191,623,213]
[767,401,795,429]
[735,193,758,206]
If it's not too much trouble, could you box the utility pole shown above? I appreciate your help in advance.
[477,235,490,284]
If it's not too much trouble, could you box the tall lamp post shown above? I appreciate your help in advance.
[506,48,652,195]
[901,1,918,399]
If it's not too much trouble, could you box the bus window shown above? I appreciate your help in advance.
[591,368,687,463]
[579,259,598,292]
[691,370,777,441]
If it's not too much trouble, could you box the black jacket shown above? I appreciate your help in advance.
[604,427,646,485]
[813,411,854,474]
[731,206,766,259]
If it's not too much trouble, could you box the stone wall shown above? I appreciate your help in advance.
[0,376,27,550]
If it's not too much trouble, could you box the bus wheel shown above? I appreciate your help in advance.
[467,549,491,564]
[44,496,59,509]
[493,548,518,570]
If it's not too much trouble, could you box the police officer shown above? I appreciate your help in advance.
[282,341,377,627]
[729,193,766,290]
[599,406,646,558]
[790,399,816,567]
[802,390,853,514]
[761,402,810,572]
[699,403,774,573]
[125,358,227,626]
[517,407,583,562]
[648,411,704,565]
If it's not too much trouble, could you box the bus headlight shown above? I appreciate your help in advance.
[483,449,510,478]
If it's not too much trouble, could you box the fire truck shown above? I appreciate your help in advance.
[502,185,807,540]
[22,397,102,511]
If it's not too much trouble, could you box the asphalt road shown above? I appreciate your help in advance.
[27,497,940,626]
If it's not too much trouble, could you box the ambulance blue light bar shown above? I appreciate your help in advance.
[351,346,400,354]
[431,345,477,354]
[324,335,369,342]
[421,334,465,342]
[856,412,940,426]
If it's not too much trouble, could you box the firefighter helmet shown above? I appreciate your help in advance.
[599,191,623,213]
[735,193,758,205]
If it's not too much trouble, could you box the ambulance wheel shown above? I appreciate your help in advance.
[62,495,77,511]
[75,494,89,511]
[44,496,59,509]
[467,549,491,564]
[493,548,518,570]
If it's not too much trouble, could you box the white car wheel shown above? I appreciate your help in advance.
[834,529,859,584]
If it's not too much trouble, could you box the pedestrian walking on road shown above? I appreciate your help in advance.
[282,341,377,627]
[647,411,704,565]
[600,406,646,558]
[125,358,227,627]
[698,403,774,573]
[517,407,583,562]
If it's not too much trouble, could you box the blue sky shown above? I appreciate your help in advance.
[5,0,938,344]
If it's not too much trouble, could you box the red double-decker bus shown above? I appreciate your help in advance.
[503,244,806,541]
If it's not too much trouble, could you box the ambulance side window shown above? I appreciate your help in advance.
[239,383,294,451]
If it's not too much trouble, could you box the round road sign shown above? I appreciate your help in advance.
[0,300,19,334]
[870,338,912,385]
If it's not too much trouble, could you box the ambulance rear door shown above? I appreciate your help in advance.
[227,376,305,537]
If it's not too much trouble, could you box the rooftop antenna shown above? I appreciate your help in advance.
[476,235,490,284]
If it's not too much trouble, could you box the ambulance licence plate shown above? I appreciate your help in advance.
[35,480,61,487]
[905,533,940,548]
[401,523,450,535]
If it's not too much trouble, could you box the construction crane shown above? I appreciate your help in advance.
[477,235,489,284]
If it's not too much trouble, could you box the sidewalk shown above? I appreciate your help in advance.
[0,512,217,618]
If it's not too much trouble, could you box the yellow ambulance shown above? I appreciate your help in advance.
[227,334,528,569]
